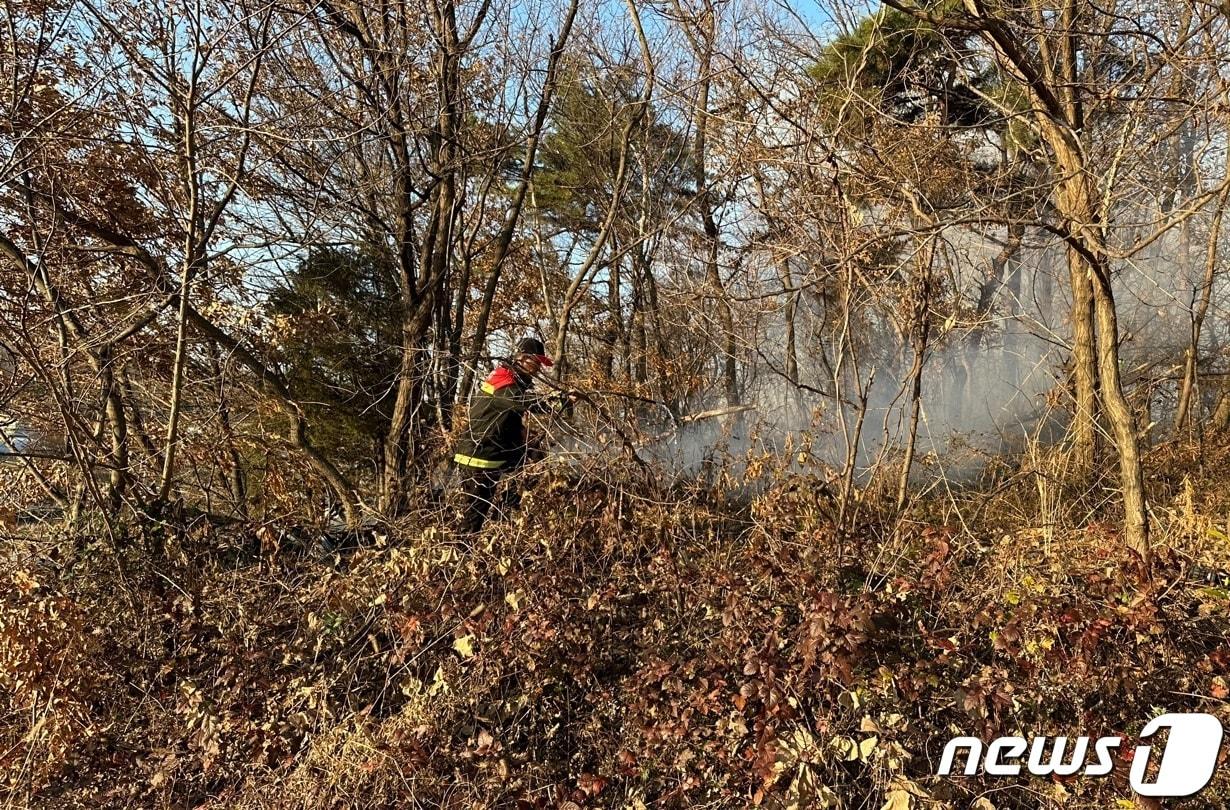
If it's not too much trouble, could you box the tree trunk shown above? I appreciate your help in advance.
[1175,185,1228,432]
[381,296,437,515]
[1211,389,1230,432]
[100,353,130,512]
[779,260,799,388]
[1088,252,1150,557]
[690,8,738,408]
[158,269,193,500]
[965,221,1025,418]
[380,0,462,515]
[1067,244,1099,473]
[160,75,202,502]
[208,341,247,516]
[896,240,934,512]
[119,365,159,460]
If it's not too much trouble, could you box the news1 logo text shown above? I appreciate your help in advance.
[938,713,1224,798]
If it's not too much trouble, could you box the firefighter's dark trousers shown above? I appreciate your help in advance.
[455,464,502,533]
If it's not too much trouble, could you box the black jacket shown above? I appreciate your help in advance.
[453,364,558,469]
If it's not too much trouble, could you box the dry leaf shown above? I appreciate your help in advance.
[453,634,476,658]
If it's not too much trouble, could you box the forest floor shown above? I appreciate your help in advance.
[4,442,1230,808]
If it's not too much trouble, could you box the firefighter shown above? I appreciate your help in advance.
[453,337,576,532]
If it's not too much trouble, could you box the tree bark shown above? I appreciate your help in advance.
[1175,185,1229,432]
[896,239,934,512]
[1088,252,1149,556]
[1067,243,1099,472]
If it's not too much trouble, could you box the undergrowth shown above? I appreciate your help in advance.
[3,444,1230,808]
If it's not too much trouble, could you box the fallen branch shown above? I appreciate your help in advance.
[678,404,756,425]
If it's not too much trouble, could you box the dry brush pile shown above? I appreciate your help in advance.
[3,445,1230,809]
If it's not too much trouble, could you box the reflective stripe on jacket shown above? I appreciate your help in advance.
[453,453,505,469]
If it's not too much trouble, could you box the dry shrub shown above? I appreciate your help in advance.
[1,451,1229,808]
[0,568,102,796]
